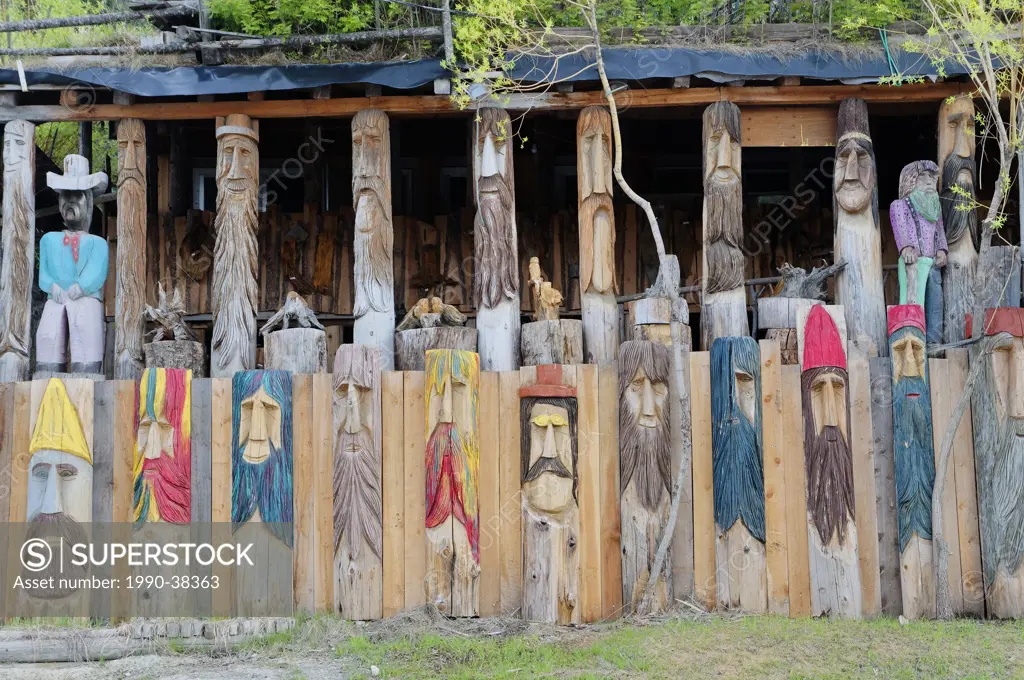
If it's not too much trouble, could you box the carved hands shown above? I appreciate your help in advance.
[901,246,919,265]
[50,283,67,305]
[66,283,85,301]
[934,250,947,268]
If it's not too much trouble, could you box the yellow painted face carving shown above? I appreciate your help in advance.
[137,415,174,461]
[891,334,926,383]
[429,371,471,429]
[810,372,848,440]
[624,368,669,429]
[239,386,282,463]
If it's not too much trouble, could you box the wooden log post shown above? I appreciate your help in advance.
[395,327,477,371]
[700,102,749,350]
[834,99,887,358]
[519,364,581,623]
[0,119,35,381]
[709,336,767,611]
[114,118,147,380]
[145,341,206,376]
[629,297,692,351]
[265,329,326,373]
[971,308,1024,618]
[977,245,1021,309]
[211,115,259,378]
[472,108,520,371]
[757,297,815,365]
[618,341,675,613]
[577,106,619,364]
[424,349,481,616]
[332,345,384,620]
[938,97,978,344]
[887,305,936,619]
[521,320,583,366]
[351,109,395,369]
[796,303,863,618]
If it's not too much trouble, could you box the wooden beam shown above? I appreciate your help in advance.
[742,107,837,147]
[0,83,969,122]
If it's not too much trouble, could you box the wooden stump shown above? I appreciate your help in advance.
[700,288,749,351]
[759,297,816,366]
[766,329,798,365]
[582,291,619,364]
[144,341,206,377]
[264,328,326,373]
[520,320,583,366]
[476,300,521,371]
[395,327,477,371]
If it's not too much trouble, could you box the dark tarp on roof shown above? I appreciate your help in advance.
[0,47,960,96]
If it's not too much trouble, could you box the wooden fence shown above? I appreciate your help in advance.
[0,342,988,619]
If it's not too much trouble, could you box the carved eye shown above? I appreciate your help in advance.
[735,371,754,384]
[57,464,78,479]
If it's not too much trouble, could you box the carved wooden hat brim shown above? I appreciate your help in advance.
[216,125,260,143]
[46,153,108,196]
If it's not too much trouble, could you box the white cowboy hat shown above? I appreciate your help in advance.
[46,154,108,196]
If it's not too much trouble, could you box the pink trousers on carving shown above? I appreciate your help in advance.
[36,297,105,366]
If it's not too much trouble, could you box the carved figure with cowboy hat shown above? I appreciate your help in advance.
[36,154,109,375]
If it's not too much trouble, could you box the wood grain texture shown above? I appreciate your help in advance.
[599,363,623,619]
[292,374,315,613]
[849,352,882,617]
[3,382,30,618]
[312,373,333,615]
[191,378,213,617]
[478,371,501,616]
[782,364,811,617]
[869,357,902,615]
[929,358,960,616]
[690,351,716,610]
[498,371,522,616]
[946,348,984,616]
[0,385,11,615]
[576,364,602,621]
[210,378,232,617]
[403,371,426,609]
[741,107,837,147]
[759,340,789,616]
[381,371,405,617]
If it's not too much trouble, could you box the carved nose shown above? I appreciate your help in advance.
[481,134,499,178]
[250,402,267,441]
[41,466,63,516]
[844,155,859,182]
[439,376,453,424]
[641,379,656,418]
[592,143,606,194]
[228,146,245,181]
[716,133,732,169]
[144,424,162,460]
[344,387,362,434]
[541,424,557,459]
[821,382,839,429]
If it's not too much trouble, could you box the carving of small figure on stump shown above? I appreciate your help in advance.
[261,291,327,374]
[396,296,467,331]
[701,102,749,350]
[521,258,582,366]
[758,261,846,366]
[834,98,886,357]
[0,119,36,381]
[472,108,520,371]
[143,282,205,376]
[146,282,194,343]
[890,161,947,344]
[394,297,475,371]
[35,154,109,377]
[527,257,563,322]
[939,98,979,343]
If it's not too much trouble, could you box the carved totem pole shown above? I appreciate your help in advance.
[22,379,93,601]
[887,304,936,619]
[424,349,480,616]
[0,119,36,381]
[115,118,147,380]
[701,102,749,350]
[798,303,862,618]
[710,335,767,611]
[891,161,947,344]
[232,370,293,548]
[520,365,580,623]
[619,340,672,613]
[971,308,1024,618]
[473,108,520,371]
[351,109,395,369]
[211,115,259,378]
[36,155,109,377]
[577,106,619,363]
[134,367,192,527]
[834,98,887,357]
[332,345,383,620]
[938,97,978,343]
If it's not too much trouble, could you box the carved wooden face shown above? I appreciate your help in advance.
[808,370,848,440]
[58,190,93,232]
[138,413,174,462]
[336,379,373,437]
[27,449,93,523]
[3,123,29,172]
[429,367,473,428]
[891,330,927,384]
[239,386,282,463]
[946,110,976,161]
[834,139,874,213]
[117,119,146,187]
[915,167,939,194]
[524,403,574,513]
[704,124,741,184]
[217,134,258,196]
[623,367,669,429]
[475,108,511,182]
[990,338,1024,422]
[352,110,389,182]
[578,109,611,199]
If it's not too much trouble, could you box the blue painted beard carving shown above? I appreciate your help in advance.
[710,336,765,543]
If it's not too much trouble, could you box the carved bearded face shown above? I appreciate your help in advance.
[239,386,282,464]
[118,119,146,188]
[704,122,741,185]
[3,124,28,173]
[834,138,874,213]
[217,132,258,198]
[624,367,668,429]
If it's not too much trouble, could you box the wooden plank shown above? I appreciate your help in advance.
[3,383,30,618]
[1,84,968,123]
[782,364,811,617]
[403,371,426,609]
[946,348,984,616]
[91,382,114,525]
[742,107,837,147]
[759,340,789,616]
[498,371,522,616]
[929,358,963,614]
[576,364,602,622]
[312,373,334,614]
[382,371,405,617]
[292,374,315,614]
[191,378,213,617]
[210,378,232,617]
[110,382,135,525]
[108,381,134,619]
[623,205,638,296]
[869,357,902,615]
[0,384,10,617]
[598,363,623,619]
[690,351,715,610]
[849,352,882,617]
[478,371,501,616]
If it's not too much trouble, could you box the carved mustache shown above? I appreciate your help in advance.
[524,455,573,482]
[118,168,145,186]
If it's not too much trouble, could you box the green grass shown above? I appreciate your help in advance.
[333,616,1024,679]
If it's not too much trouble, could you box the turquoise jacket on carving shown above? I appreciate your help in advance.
[38,231,109,301]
